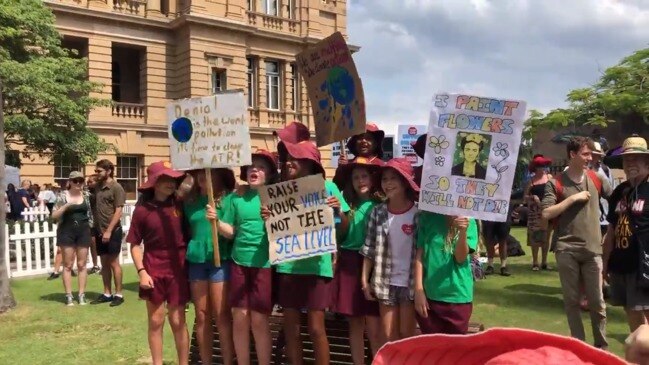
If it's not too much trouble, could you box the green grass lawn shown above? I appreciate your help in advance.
[0,227,630,363]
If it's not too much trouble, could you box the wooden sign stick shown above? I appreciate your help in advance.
[205,168,221,267]
[340,139,347,160]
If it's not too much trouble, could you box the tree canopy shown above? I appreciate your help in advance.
[0,0,110,166]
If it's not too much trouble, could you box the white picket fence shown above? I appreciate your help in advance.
[21,206,50,222]
[5,216,134,278]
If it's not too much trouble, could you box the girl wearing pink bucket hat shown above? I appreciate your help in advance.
[361,158,419,343]
[266,140,350,365]
[126,161,190,365]
[208,150,279,365]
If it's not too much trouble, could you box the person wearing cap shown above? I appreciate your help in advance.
[209,150,279,365]
[541,136,612,349]
[331,158,384,363]
[591,141,616,237]
[361,158,419,342]
[525,154,553,271]
[127,161,190,365]
[269,140,350,365]
[183,168,236,365]
[414,209,478,334]
[411,133,427,188]
[51,171,94,306]
[333,123,386,190]
[603,135,649,333]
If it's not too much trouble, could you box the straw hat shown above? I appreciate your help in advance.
[603,134,649,169]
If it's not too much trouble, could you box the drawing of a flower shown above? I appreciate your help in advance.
[493,142,508,157]
[428,135,450,154]
[434,156,445,166]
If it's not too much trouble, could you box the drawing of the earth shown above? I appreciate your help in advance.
[326,66,355,105]
[171,117,193,143]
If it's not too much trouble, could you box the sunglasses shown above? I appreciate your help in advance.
[71,178,85,184]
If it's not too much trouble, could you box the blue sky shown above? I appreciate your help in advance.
[347,0,649,136]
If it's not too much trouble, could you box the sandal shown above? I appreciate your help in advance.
[532,265,540,271]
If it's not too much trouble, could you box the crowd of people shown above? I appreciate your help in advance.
[39,121,649,365]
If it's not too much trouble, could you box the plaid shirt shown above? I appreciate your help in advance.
[360,203,418,302]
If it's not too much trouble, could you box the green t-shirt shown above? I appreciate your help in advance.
[184,193,235,264]
[275,180,350,278]
[226,189,270,268]
[416,212,478,304]
[340,199,378,251]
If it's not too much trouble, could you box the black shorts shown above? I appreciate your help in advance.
[57,222,92,247]
[482,220,511,244]
[96,226,124,256]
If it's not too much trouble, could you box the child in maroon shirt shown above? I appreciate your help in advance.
[127,161,190,365]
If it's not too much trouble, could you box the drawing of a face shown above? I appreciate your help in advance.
[463,142,480,163]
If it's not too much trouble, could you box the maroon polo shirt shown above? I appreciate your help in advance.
[126,198,187,276]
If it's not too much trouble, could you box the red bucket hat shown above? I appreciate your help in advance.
[528,154,552,172]
[411,133,427,159]
[381,157,419,193]
[373,328,627,365]
[240,149,279,182]
[346,123,386,158]
[335,157,385,187]
[281,141,326,178]
[138,161,185,191]
[273,121,311,144]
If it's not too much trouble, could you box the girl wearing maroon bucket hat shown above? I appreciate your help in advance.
[361,158,419,342]
[331,159,385,363]
[209,150,278,365]
[265,140,350,365]
[182,168,236,365]
[333,123,386,190]
[413,210,478,335]
[127,161,190,365]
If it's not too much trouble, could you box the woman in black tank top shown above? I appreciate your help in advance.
[525,155,553,271]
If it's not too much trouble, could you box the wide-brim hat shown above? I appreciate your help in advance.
[273,121,311,145]
[347,123,386,158]
[381,157,419,193]
[528,154,552,172]
[139,161,185,191]
[240,149,279,182]
[603,135,649,169]
[280,141,326,178]
[411,133,427,159]
[592,141,605,156]
[372,328,626,365]
[335,157,384,187]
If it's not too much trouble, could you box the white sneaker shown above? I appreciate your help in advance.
[65,294,74,306]
[78,293,87,305]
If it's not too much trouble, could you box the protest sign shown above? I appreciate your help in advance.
[259,175,337,265]
[167,91,251,171]
[329,140,354,168]
[296,31,366,147]
[396,125,427,166]
[418,93,526,222]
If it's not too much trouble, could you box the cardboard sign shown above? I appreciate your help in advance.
[418,93,526,222]
[296,32,366,147]
[396,125,427,166]
[259,175,337,265]
[167,92,251,170]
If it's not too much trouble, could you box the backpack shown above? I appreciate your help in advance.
[550,170,602,228]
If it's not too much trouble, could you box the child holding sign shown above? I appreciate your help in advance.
[361,158,419,342]
[127,162,190,365]
[333,123,386,189]
[413,213,478,334]
[184,168,236,365]
[209,150,279,365]
[332,158,385,363]
[272,140,350,365]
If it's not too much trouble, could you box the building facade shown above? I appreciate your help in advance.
[21,0,348,199]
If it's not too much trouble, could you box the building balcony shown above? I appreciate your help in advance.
[246,11,299,35]
[112,102,146,119]
[112,0,147,15]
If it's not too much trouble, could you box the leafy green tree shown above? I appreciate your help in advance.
[0,0,110,312]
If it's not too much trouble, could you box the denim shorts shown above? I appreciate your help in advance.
[188,260,230,283]
[380,285,412,306]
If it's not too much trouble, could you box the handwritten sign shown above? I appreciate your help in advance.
[396,125,427,166]
[418,93,526,222]
[296,32,366,146]
[259,175,337,265]
[329,140,354,168]
[167,92,251,170]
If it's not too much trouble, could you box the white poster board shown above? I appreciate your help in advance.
[418,93,526,222]
[259,175,337,264]
[167,92,251,170]
[329,140,354,168]
[396,125,427,166]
